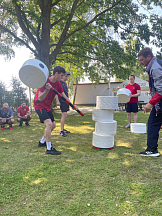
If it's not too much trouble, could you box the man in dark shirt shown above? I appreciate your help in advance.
[0,102,14,130]
[56,72,70,137]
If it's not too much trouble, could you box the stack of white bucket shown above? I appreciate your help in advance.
[92,96,118,150]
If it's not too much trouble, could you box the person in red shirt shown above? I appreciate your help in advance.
[34,66,77,156]
[125,75,141,128]
[17,102,32,126]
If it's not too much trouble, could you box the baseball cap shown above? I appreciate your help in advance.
[65,71,70,75]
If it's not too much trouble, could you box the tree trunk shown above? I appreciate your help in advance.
[39,0,52,70]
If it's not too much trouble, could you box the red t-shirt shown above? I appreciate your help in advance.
[34,78,63,112]
[125,83,141,104]
[17,106,29,116]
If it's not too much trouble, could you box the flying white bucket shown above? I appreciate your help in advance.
[19,59,49,88]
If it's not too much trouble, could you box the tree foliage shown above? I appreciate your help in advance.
[10,76,28,108]
[0,81,6,108]
[0,77,28,110]
[0,0,162,82]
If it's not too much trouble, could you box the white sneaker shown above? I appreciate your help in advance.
[125,124,130,128]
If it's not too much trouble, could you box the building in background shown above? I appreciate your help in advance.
[73,77,150,106]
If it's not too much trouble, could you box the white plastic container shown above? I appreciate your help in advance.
[92,132,114,149]
[130,123,146,134]
[95,120,117,135]
[92,108,114,122]
[117,88,131,103]
[96,96,118,110]
[19,59,49,88]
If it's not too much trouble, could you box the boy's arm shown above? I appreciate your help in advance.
[55,95,60,106]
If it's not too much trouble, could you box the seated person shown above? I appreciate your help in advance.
[0,102,14,130]
[17,101,32,126]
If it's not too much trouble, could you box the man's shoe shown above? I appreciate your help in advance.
[125,124,130,128]
[9,126,13,129]
[1,125,5,130]
[140,149,160,157]
[25,122,30,126]
[60,131,67,137]
[19,122,22,126]
[38,141,46,147]
[63,129,70,133]
[46,147,61,155]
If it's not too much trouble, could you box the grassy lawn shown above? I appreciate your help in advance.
[0,110,162,216]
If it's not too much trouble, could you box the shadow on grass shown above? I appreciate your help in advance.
[1,111,162,215]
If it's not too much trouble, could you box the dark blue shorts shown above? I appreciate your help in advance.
[35,109,55,123]
[126,103,138,113]
[60,102,69,113]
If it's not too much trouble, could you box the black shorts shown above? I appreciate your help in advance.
[35,109,55,123]
[21,118,28,122]
[60,102,69,113]
[4,119,9,124]
[126,103,138,113]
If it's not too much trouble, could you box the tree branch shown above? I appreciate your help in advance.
[50,43,81,48]
[58,50,99,61]
[65,0,123,40]
[50,17,65,28]
[51,0,63,7]
[0,24,38,56]
[14,2,40,52]
[50,0,80,62]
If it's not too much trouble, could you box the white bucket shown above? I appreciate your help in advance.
[19,59,49,88]
[92,132,114,149]
[117,88,131,103]
[96,96,118,110]
[130,123,147,134]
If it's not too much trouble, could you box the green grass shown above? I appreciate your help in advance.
[0,111,162,216]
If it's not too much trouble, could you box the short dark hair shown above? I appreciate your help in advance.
[53,66,66,75]
[138,47,153,58]
[129,75,135,79]
[21,101,26,104]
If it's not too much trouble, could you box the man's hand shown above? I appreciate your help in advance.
[73,105,78,110]
[45,83,52,91]
[144,103,153,113]
[1,118,6,122]
[56,101,60,106]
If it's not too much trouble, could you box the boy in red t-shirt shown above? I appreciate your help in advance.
[125,75,141,128]
[17,102,32,126]
[34,66,78,156]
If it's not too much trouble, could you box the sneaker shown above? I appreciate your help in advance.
[9,126,13,129]
[25,122,30,126]
[19,122,22,127]
[125,124,130,128]
[140,149,160,157]
[46,147,61,155]
[38,141,46,147]
[60,131,67,137]
[1,125,5,130]
[63,129,70,133]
